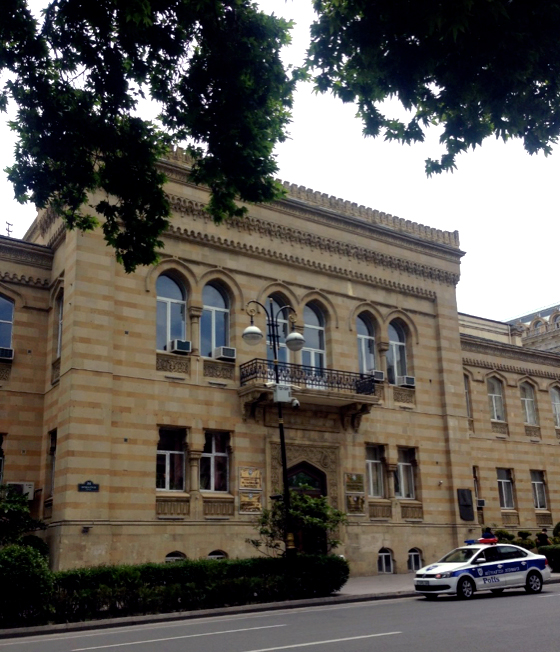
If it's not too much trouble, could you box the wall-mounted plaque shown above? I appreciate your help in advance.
[239,467,262,491]
[78,480,99,492]
[346,494,365,515]
[345,473,365,494]
[239,491,262,514]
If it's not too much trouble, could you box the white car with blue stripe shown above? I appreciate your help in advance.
[414,542,551,599]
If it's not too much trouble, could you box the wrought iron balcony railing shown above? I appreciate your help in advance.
[239,358,377,395]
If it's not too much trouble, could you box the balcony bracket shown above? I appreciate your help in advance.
[340,402,373,432]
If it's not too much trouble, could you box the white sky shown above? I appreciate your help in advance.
[2,0,559,322]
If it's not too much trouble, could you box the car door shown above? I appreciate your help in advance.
[497,545,528,587]
[472,546,507,590]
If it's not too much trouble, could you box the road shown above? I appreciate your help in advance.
[2,587,560,652]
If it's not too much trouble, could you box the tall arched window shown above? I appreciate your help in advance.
[55,292,64,359]
[554,315,560,330]
[464,374,472,418]
[408,548,422,572]
[268,294,290,364]
[156,275,186,351]
[551,387,560,428]
[0,295,14,351]
[302,303,326,372]
[533,320,543,335]
[378,548,393,574]
[357,314,376,374]
[520,382,538,425]
[201,283,229,357]
[487,377,505,421]
[387,320,407,384]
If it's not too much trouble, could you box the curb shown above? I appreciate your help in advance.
[0,590,416,640]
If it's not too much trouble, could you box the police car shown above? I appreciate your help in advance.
[414,539,551,600]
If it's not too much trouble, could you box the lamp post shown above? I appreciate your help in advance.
[242,298,305,556]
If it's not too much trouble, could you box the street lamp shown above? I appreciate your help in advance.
[242,298,305,556]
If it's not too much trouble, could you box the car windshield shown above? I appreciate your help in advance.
[438,547,480,563]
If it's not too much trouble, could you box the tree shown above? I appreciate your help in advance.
[0,485,46,546]
[3,1,560,270]
[248,488,346,557]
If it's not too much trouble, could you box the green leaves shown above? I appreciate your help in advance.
[2,1,294,271]
[308,0,560,174]
[0,485,46,546]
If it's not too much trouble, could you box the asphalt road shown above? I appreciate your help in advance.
[3,586,560,652]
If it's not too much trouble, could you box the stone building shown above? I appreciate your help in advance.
[1,149,559,574]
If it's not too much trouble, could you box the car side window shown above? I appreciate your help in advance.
[483,547,500,563]
[499,545,527,560]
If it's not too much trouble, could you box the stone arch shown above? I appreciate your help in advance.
[0,282,26,309]
[382,309,419,345]
[145,258,197,295]
[288,461,327,497]
[255,282,300,315]
[348,302,383,334]
[299,290,339,329]
[530,317,546,334]
[197,268,244,314]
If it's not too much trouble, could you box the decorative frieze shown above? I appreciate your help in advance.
[462,337,560,372]
[203,497,235,517]
[203,360,235,380]
[536,512,553,526]
[0,364,11,382]
[401,503,423,520]
[501,511,519,526]
[156,496,190,517]
[369,502,392,520]
[156,353,191,375]
[0,238,53,270]
[393,386,415,404]
[491,421,509,436]
[525,425,541,439]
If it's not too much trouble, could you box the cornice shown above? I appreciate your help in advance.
[461,335,560,369]
[462,357,560,381]
[159,149,461,256]
[0,236,53,271]
[166,194,457,290]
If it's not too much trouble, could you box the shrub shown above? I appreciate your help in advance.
[517,530,532,540]
[537,545,560,572]
[494,529,514,542]
[0,544,54,626]
[553,522,560,539]
[512,538,535,550]
[21,534,50,559]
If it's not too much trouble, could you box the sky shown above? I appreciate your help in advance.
[1,0,559,323]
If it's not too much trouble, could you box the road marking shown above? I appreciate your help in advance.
[71,624,287,651]
[539,593,560,598]
[240,632,402,652]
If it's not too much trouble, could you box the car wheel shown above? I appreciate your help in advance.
[423,594,438,601]
[525,571,543,594]
[457,576,475,599]
[490,589,505,595]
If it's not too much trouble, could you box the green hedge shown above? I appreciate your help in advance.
[0,551,349,627]
[537,545,560,572]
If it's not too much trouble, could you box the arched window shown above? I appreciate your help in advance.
[520,382,538,425]
[408,548,422,572]
[165,551,186,563]
[268,294,291,364]
[554,315,560,330]
[0,295,14,351]
[302,303,326,373]
[387,320,407,384]
[207,550,228,560]
[533,320,543,335]
[378,548,393,574]
[55,292,64,358]
[156,274,186,351]
[464,374,472,418]
[551,387,560,428]
[487,377,505,421]
[201,283,229,357]
[357,314,376,374]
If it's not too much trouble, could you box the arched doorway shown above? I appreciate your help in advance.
[287,462,328,554]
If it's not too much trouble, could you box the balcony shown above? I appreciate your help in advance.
[239,359,381,429]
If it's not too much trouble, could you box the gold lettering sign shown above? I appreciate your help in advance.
[239,491,262,514]
[346,494,365,514]
[345,473,365,494]
[239,467,262,490]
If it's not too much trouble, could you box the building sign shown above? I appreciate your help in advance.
[345,473,365,494]
[239,467,262,491]
[239,491,262,514]
[78,480,99,492]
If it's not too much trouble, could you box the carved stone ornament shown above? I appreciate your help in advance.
[156,353,191,375]
[340,403,373,432]
[270,441,339,508]
[525,425,541,439]
[462,338,560,372]
[393,386,415,404]
[491,421,509,435]
[369,502,392,519]
[265,407,341,433]
[0,364,11,381]
[203,360,235,380]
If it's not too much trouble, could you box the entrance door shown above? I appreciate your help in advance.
[287,462,328,554]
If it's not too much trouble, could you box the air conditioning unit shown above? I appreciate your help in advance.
[477,498,486,508]
[213,346,236,362]
[169,339,191,355]
[371,370,385,383]
[6,482,34,500]
[397,375,416,388]
[0,347,14,362]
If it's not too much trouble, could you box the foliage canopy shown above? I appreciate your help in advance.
[0,484,46,545]
[3,0,560,269]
